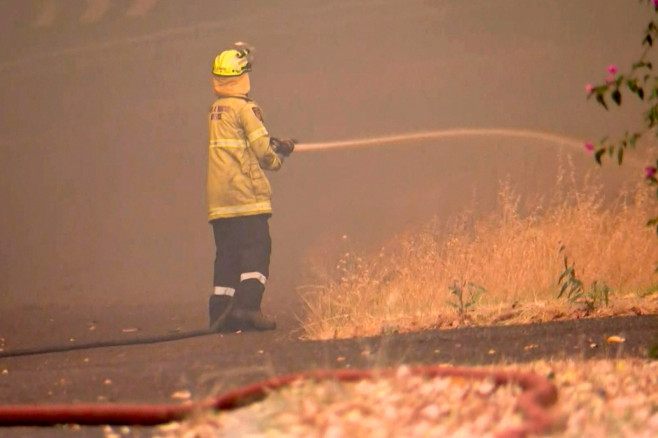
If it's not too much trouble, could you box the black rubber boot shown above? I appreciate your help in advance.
[208,295,234,332]
[227,308,276,331]
[226,279,276,331]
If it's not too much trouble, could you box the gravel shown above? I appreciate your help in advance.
[152,358,658,438]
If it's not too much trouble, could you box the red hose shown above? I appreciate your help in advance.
[0,365,559,438]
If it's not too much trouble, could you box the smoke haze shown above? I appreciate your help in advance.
[0,1,648,332]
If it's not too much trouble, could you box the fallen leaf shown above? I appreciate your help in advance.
[476,379,497,396]
[396,365,411,378]
[171,390,191,400]
[561,370,578,385]
[157,423,180,431]
[606,335,626,344]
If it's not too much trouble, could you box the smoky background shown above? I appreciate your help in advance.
[0,0,649,337]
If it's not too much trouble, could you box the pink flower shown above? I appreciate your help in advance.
[645,166,657,179]
[584,142,595,152]
[606,64,618,75]
[653,0,658,7]
[605,75,616,84]
[585,84,594,94]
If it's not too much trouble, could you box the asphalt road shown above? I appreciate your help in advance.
[0,306,656,438]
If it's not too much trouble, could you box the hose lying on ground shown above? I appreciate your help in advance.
[0,329,217,359]
[0,364,560,438]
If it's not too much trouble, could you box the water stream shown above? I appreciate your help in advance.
[296,128,585,153]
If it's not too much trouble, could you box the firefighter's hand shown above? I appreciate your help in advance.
[270,137,296,157]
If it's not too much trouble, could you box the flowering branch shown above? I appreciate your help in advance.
[584,0,658,233]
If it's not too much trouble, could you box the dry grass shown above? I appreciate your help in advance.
[145,154,658,438]
[152,359,658,438]
[299,156,658,340]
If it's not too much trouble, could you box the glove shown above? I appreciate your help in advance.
[270,137,296,157]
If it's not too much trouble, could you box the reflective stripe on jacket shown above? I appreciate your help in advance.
[206,96,282,221]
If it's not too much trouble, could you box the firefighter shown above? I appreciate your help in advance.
[207,43,295,331]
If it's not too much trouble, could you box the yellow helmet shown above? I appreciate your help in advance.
[212,42,254,77]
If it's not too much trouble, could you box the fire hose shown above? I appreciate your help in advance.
[0,128,578,435]
[0,365,559,438]
[0,128,585,361]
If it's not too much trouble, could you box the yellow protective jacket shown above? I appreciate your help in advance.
[206,91,283,221]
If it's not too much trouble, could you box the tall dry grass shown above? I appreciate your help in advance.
[300,156,658,340]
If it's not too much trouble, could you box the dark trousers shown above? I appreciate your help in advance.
[211,214,272,310]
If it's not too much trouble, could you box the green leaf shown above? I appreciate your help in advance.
[612,89,622,105]
[627,79,638,92]
[647,105,658,126]
[596,92,609,110]
[617,146,624,164]
[628,79,646,100]
[595,148,606,165]
[629,133,640,148]
[644,34,654,47]
[632,60,652,70]
[558,282,568,298]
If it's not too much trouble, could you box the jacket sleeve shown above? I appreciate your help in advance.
[240,102,282,171]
